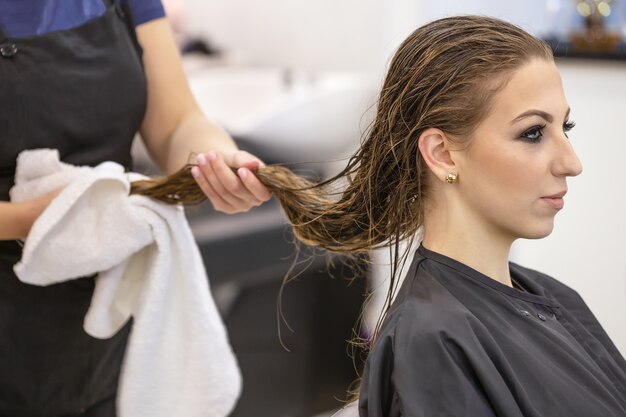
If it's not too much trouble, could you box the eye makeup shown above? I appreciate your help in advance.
[517,119,576,143]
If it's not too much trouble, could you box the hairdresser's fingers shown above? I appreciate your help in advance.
[227,150,264,170]
[198,152,260,211]
[226,150,272,202]
[206,151,258,205]
[236,167,272,202]
[190,165,237,213]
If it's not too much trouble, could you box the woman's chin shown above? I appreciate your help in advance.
[519,222,555,240]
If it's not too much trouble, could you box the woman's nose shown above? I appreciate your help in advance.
[553,137,583,178]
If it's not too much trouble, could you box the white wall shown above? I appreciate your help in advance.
[179,0,601,72]
[416,0,559,35]
[181,0,420,75]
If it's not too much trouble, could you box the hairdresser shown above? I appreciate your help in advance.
[0,0,271,415]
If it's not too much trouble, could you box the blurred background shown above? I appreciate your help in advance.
[132,1,626,415]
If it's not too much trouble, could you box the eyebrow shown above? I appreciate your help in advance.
[511,108,571,124]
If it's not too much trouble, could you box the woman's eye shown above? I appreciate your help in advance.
[520,125,545,142]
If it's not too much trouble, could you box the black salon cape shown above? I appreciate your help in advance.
[359,245,626,417]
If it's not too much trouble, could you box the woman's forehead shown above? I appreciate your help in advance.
[483,60,568,126]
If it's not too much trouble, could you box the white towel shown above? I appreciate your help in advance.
[10,149,241,417]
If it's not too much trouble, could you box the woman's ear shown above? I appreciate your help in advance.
[417,128,457,183]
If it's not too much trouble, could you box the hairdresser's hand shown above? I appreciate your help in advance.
[191,150,272,213]
[6,189,62,240]
[23,189,63,235]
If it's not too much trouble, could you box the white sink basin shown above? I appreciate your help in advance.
[186,66,378,163]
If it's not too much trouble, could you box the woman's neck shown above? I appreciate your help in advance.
[422,209,515,287]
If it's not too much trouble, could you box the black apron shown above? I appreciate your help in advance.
[0,1,147,415]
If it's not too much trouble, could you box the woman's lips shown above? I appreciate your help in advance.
[541,190,566,210]
[542,197,564,210]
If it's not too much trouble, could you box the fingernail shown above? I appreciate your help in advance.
[191,166,201,178]
[197,154,207,166]
[208,150,218,162]
[238,168,248,179]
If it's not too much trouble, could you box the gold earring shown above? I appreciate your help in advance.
[446,173,458,184]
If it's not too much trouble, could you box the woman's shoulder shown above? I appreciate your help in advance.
[509,262,582,302]
[379,258,486,346]
[510,262,625,364]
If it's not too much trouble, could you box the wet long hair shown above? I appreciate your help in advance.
[131,15,553,343]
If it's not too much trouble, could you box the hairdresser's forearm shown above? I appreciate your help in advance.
[161,112,238,174]
[135,19,240,175]
[0,201,38,240]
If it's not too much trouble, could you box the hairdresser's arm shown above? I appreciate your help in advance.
[135,19,271,213]
[0,191,59,240]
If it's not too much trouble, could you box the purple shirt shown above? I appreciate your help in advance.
[0,0,165,37]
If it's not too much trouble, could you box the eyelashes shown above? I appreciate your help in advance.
[520,120,576,143]
[563,120,576,133]
[520,124,546,142]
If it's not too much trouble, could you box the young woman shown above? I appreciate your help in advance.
[350,16,626,417]
[0,1,270,415]
[138,14,625,416]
